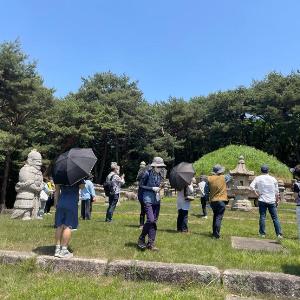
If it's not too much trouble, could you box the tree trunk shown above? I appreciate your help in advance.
[98,142,108,184]
[0,151,11,212]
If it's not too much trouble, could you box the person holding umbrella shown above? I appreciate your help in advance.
[137,157,166,251]
[52,148,97,258]
[54,180,85,258]
[169,162,196,233]
[176,177,196,233]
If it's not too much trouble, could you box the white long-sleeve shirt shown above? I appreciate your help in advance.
[250,174,279,204]
[177,184,194,210]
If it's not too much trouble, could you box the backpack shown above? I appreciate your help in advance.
[103,174,116,197]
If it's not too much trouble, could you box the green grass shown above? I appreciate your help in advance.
[193,145,292,181]
[0,198,300,276]
[0,261,228,300]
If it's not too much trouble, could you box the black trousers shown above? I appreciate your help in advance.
[200,196,207,216]
[138,189,146,226]
[210,201,226,238]
[177,209,188,232]
[44,195,54,213]
[81,199,92,220]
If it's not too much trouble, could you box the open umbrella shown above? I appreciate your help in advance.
[52,148,97,185]
[169,162,195,190]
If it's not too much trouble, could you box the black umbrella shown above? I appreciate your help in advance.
[169,162,195,190]
[52,148,97,185]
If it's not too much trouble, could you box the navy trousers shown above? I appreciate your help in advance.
[139,202,160,246]
[210,201,226,238]
[105,194,119,221]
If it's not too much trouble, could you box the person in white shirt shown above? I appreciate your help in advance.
[250,165,282,239]
[198,175,208,218]
[176,178,195,233]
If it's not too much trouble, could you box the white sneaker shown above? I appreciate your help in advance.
[58,249,73,258]
[203,216,208,219]
[259,234,266,238]
[277,234,283,240]
[54,248,61,257]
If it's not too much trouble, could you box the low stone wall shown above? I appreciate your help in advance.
[0,250,299,298]
[223,269,300,299]
[107,259,220,284]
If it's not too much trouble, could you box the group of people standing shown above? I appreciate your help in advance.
[51,155,300,258]
[135,159,287,250]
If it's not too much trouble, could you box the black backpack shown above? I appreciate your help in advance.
[103,174,116,197]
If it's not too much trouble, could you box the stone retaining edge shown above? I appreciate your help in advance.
[0,250,299,298]
[223,269,300,299]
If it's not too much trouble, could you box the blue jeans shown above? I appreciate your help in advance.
[258,201,282,236]
[105,194,119,221]
[210,201,226,238]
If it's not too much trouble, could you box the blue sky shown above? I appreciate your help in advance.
[1,0,300,102]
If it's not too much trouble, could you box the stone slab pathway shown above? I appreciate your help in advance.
[231,236,284,252]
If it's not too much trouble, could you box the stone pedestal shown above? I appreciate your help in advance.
[231,198,252,211]
[229,156,254,212]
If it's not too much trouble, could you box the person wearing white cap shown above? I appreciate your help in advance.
[137,157,166,251]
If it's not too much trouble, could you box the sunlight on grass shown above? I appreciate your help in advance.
[0,198,299,275]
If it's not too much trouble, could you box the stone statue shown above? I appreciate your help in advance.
[11,149,44,220]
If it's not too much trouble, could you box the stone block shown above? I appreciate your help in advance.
[106,260,136,279]
[223,269,300,299]
[107,259,220,284]
[134,261,220,284]
[37,255,107,275]
[231,236,284,252]
[0,250,36,264]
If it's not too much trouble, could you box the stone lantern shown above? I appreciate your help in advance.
[230,156,254,211]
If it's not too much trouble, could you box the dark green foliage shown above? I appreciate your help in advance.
[0,40,299,208]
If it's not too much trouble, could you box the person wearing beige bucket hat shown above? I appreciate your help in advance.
[137,157,166,251]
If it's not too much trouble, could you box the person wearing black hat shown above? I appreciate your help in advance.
[291,165,300,239]
[250,165,283,239]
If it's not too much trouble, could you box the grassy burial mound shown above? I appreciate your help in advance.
[193,145,292,181]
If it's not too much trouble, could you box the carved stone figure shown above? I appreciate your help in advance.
[11,149,44,220]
